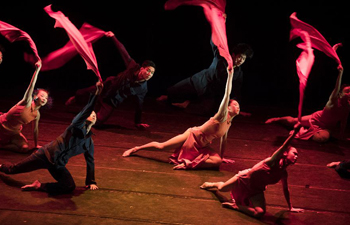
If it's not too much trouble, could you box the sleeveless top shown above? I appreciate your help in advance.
[0,103,38,134]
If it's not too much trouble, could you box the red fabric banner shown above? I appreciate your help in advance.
[42,23,105,71]
[0,20,41,63]
[165,0,233,69]
[44,5,102,81]
[290,12,341,66]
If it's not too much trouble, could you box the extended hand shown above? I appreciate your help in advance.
[105,31,115,37]
[86,184,99,190]
[21,180,41,191]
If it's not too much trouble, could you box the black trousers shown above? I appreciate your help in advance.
[0,148,76,194]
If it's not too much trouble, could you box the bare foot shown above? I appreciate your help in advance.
[122,147,139,157]
[327,161,340,168]
[21,180,41,191]
[222,201,238,210]
[200,182,215,189]
[172,100,190,109]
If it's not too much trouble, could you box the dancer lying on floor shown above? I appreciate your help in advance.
[200,123,304,218]
[123,67,239,170]
[265,65,350,143]
[0,81,103,195]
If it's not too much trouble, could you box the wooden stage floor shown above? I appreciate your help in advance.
[0,95,349,225]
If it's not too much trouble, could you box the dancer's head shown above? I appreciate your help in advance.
[283,146,299,165]
[339,84,350,106]
[232,43,253,68]
[137,60,156,82]
[33,89,51,108]
[86,111,97,125]
[228,99,240,117]
[312,129,330,143]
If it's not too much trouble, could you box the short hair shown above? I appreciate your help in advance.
[142,60,156,69]
[232,43,254,59]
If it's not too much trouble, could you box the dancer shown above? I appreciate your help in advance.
[0,81,103,195]
[0,61,50,152]
[265,65,349,143]
[123,67,239,170]
[200,123,304,218]
[327,160,350,179]
[66,31,156,129]
[157,39,253,114]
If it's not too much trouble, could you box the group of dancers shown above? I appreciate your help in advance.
[1,3,350,220]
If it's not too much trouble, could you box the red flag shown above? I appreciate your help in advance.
[41,23,105,71]
[0,20,41,63]
[165,0,233,69]
[290,12,341,66]
[44,5,102,81]
[294,31,315,121]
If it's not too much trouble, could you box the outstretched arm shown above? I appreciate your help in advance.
[281,176,304,213]
[105,31,132,67]
[266,123,302,166]
[213,67,234,122]
[20,61,42,107]
[327,65,344,107]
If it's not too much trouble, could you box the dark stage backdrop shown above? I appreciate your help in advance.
[0,0,348,111]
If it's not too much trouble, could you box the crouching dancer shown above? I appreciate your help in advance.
[200,123,304,218]
[0,81,103,195]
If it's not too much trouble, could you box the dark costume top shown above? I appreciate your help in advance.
[43,94,98,186]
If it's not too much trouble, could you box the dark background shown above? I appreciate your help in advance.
[0,0,348,111]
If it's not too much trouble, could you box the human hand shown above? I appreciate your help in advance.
[289,207,304,213]
[86,184,99,190]
[35,60,42,69]
[135,123,150,130]
[95,81,104,95]
[35,145,42,149]
[105,31,115,37]
[173,163,187,170]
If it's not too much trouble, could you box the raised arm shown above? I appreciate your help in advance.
[105,31,132,67]
[71,81,103,128]
[327,65,344,106]
[20,61,42,107]
[213,67,234,122]
[266,123,302,166]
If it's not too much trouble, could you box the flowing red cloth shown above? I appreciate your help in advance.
[290,12,342,66]
[0,20,41,63]
[165,0,233,69]
[44,5,102,81]
[294,32,315,121]
[42,23,105,71]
